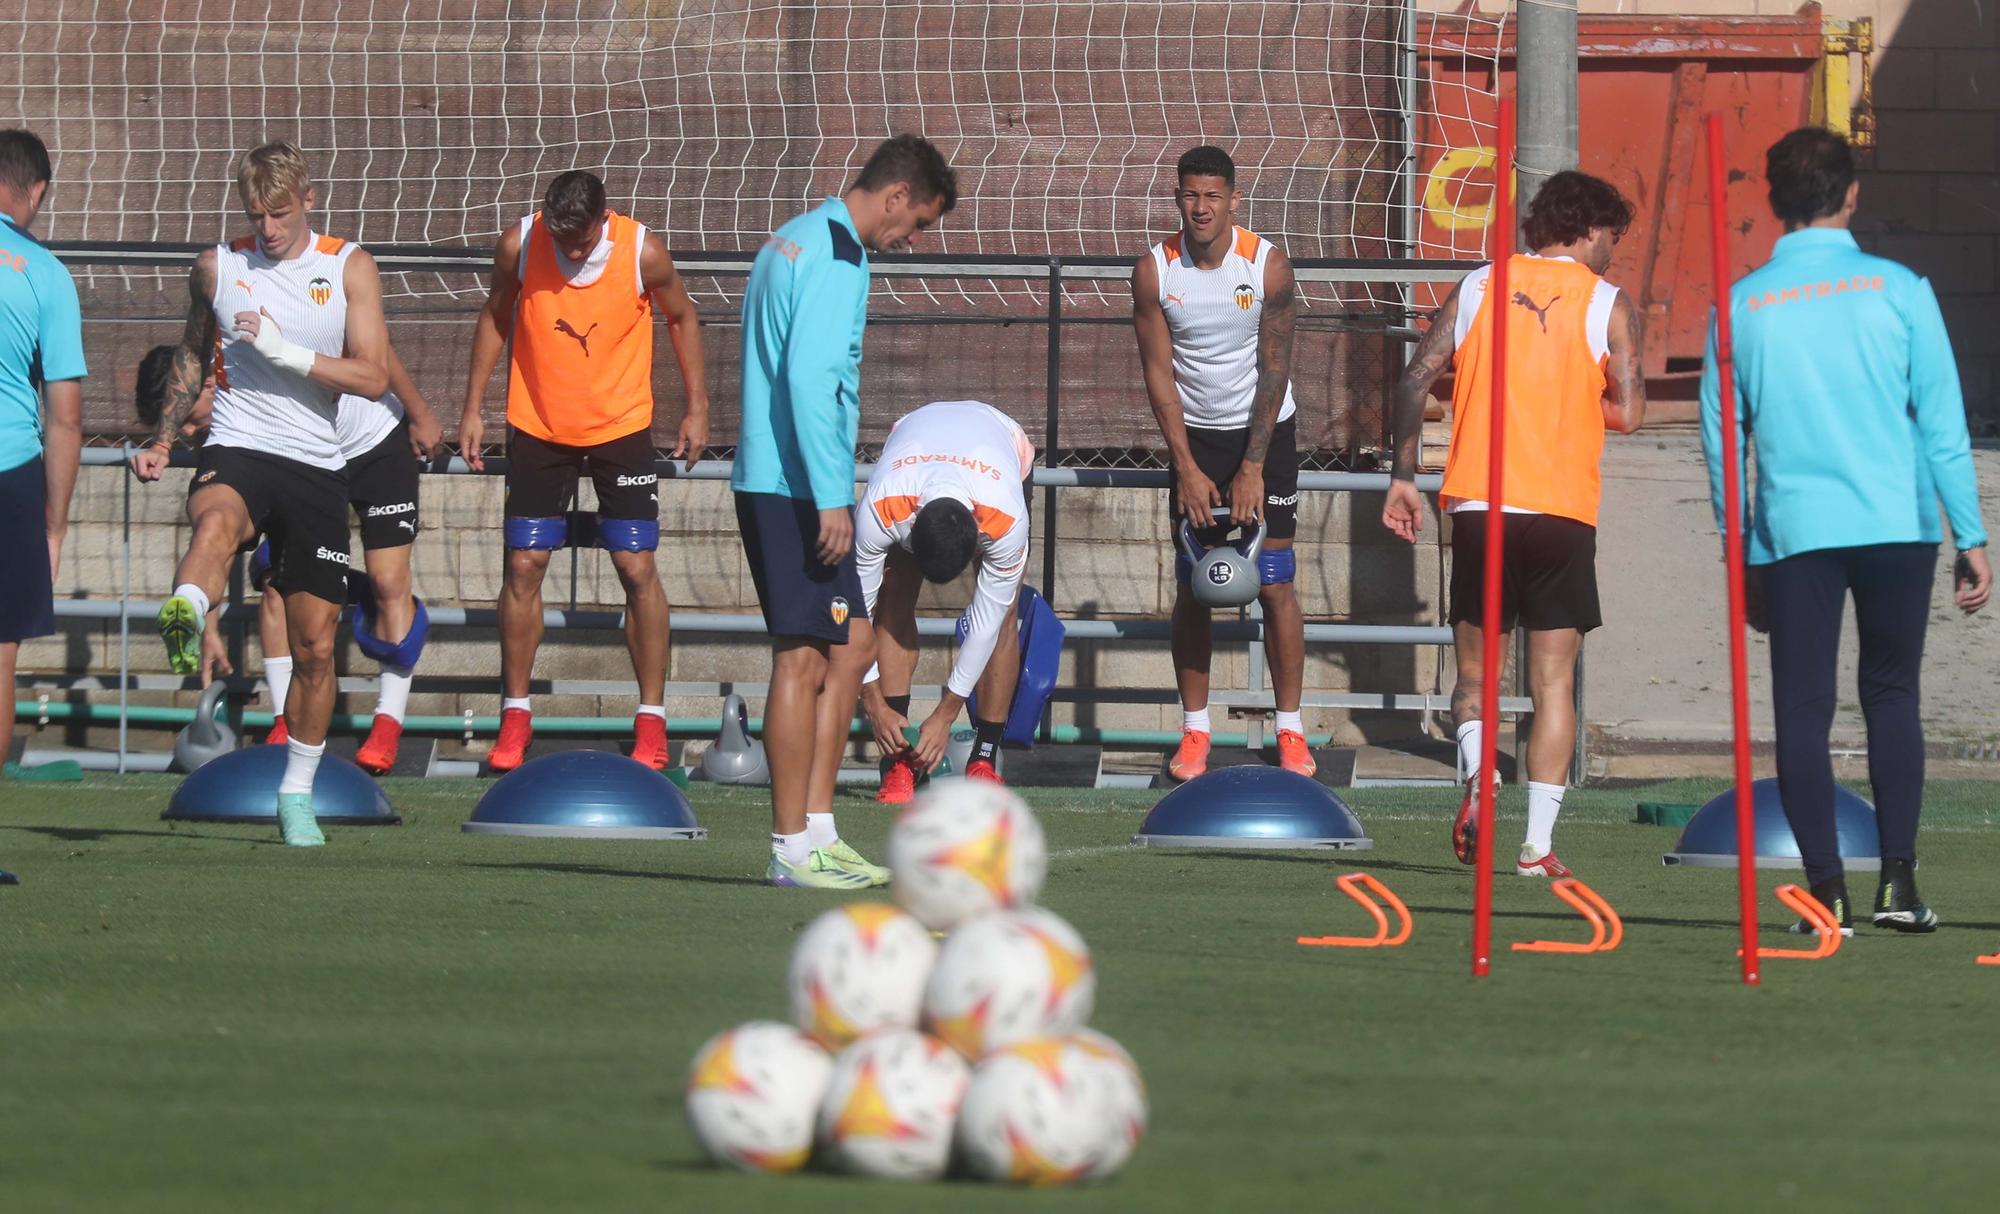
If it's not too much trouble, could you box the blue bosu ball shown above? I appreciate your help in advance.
[1662,777,1880,870]
[163,746,399,825]
[463,750,706,840]
[1131,765,1372,850]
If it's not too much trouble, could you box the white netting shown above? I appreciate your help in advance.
[8,0,1505,448]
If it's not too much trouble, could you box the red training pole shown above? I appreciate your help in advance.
[1703,112,1760,986]
[1472,97,1514,979]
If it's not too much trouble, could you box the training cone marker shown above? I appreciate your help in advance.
[1738,885,1843,961]
[684,1021,832,1174]
[1297,872,1411,948]
[1511,879,1623,955]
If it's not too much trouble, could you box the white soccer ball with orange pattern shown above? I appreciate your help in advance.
[786,902,938,1049]
[886,778,1047,931]
[921,907,1095,1060]
[814,1028,970,1181]
[683,1020,832,1174]
[1069,1028,1148,1179]
[954,1037,1126,1186]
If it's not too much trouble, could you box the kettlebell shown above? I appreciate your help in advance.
[1178,507,1265,608]
[172,682,239,773]
[701,693,770,784]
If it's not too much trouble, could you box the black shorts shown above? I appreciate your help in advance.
[0,456,54,643]
[1175,416,1300,543]
[1448,511,1601,633]
[192,445,351,604]
[735,491,869,643]
[505,426,659,520]
[347,419,422,550]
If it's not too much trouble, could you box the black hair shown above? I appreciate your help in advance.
[543,170,607,236]
[852,135,959,214]
[1521,170,1634,250]
[0,129,53,194]
[910,499,980,584]
[1176,145,1236,189]
[1765,127,1855,228]
[135,344,177,429]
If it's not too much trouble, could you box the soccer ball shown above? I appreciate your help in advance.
[887,778,1047,931]
[1069,1028,1148,1179]
[922,907,1095,1060]
[815,1028,970,1181]
[955,1037,1124,1186]
[684,1021,832,1173]
[787,902,938,1049]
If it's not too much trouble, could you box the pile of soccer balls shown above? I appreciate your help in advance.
[684,780,1147,1185]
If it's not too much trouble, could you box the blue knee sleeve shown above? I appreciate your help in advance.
[505,516,567,550]
[1258,548,1296,586]
[353,597,428,669]
[598,517,659,553]
[248,539,274,587]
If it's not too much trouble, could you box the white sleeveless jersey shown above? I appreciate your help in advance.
[1148,226,1297,430]
[207,232,355,469]
[335,389,405,461]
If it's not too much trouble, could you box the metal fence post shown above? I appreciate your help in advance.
[118,443,131,773]
[1040,258,1062,741]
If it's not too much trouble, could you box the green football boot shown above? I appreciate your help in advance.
[824,839,891,888]
[157,594,204,676]
[276,792,326,848]
[767,848,873,890]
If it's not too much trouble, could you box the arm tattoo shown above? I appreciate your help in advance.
[1245,276,1296,464]
[156,273,217,447]
[1390,291,1459,481]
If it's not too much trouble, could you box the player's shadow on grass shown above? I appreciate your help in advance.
[0,823,282,846]
[465,861,767,888]
[1174,851,1468,878]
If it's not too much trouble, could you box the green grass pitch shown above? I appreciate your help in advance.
[4,775,1998,1212]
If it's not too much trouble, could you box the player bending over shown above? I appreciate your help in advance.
[1384,170,1645,878]
[856,399,1032,805]
[1133,145,1311,781]
[459,170,709,772]
[138,341,444,773]
[735,135,958,889]
[130,141,391,846]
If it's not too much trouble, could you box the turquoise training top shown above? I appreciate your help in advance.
[732,196,870,509]
[1700,227,1987,565]
[0,212,88,474]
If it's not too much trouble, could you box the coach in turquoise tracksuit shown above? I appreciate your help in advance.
[1,130,86,823]
[732,134,957,890]
[1701,127,1990,934]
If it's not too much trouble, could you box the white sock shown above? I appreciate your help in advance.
[1525,781,1565,855]
[806,812,838,849]
[1456,719,1488,785]
[773,830,812,866]
[374,664,413,723]
[174,582,210,622]
[264,656,293,716]
[636,704,666,721]
[1275,709,1304,736]
[278,737,325,797]
[502,696,532,714]
[1183,707,1212,734]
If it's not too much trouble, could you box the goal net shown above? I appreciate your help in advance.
[11,0,1505,456]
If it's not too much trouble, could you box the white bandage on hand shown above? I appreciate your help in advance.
[248,309,318,378]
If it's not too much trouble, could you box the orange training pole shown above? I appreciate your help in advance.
[1704,112,1760,986]
[1472,97,1515,978]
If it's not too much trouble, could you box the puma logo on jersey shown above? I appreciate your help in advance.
[1513,291,1560,333]
[396,519,416,534]
[554,318,599,355]
[234,279,254,297]
[1164,293,1185,308]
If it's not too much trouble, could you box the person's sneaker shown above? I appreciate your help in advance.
[275,792,325,848]
[2,759,83,782]
[354,714,403,775]
[767,848,874,890]
[1516,844,1573,879]
[1872,858,1939,933]
[1168,729,1211,782]
[630,713,671,771]
[1452,785,1478,865]
[963,758,1004,784]
[825,839,892,887]
[263,714,290,746]
[487,707,533,773]
[1789,876,1854,937]
[157,594,203,676]
[877,752,919,805]
[1275,729,1317,777]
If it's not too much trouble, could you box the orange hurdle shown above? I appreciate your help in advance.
[1511,878,1623,954]
[1736,884,1843,960]
[1297,872,1412,949]
[1976,951,2000,967]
